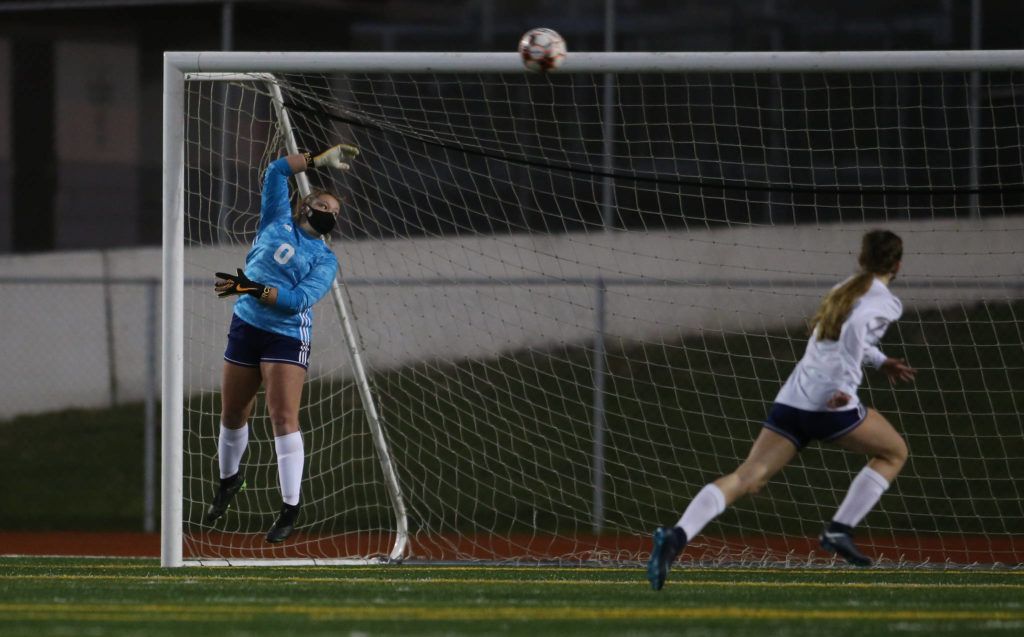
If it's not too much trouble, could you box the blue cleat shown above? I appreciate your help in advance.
[647,526,687,591]
[819,529,872,566]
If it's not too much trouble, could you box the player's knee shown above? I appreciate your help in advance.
[220,411,247,429]
[875,436,908,474]
[266,406,297,431]
[889,436,909,470]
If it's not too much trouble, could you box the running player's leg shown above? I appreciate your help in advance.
[676,427,797,545]
[712,427,800,506]
[648,428,797,590]
[261,361,307,542]
[832,407,907,482]
[821,408,908,565]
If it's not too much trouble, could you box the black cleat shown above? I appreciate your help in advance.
[819,529,872,566]
[204,472,246,523]
[646,526,687,591]
[265,502,300,543]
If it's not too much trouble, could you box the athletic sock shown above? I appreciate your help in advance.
[832,465,890,529]
[218,423,249,479]
[676,483,727,541]
[274,431,305,506]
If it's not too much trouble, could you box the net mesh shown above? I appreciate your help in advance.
[181,65,1023,565]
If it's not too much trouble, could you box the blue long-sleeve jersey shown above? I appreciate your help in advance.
[232,157,338,342]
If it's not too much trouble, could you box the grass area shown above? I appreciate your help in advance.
[1,300,1021,545]
[0,404,149,530]
[317,298,1024,538]
[1,558,1022,636]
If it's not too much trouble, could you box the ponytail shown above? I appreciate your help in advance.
[810,229,903,341]
[809,273,875,341]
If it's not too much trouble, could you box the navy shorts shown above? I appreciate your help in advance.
[223,315,310,370]
[763,402,867,450]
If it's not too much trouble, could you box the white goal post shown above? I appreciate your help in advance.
[163,51,1024,568]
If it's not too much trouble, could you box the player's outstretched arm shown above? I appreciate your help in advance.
[286,144,360,174]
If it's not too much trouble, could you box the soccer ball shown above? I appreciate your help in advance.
[519,28,567,73]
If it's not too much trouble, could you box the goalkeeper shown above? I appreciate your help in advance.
[648,229,917,589]
[205,143,358,543]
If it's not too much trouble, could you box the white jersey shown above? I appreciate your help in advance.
[775,277,902,411]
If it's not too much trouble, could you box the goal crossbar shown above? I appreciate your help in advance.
[166,49,1024,74]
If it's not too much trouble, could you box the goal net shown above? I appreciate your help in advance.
[165,51,1024,567]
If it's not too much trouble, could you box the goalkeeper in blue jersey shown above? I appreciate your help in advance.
[648,230,918,588]
[204,143,359,543]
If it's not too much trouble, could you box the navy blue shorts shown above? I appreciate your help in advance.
[763,402,867,450]
[223,315,310,370]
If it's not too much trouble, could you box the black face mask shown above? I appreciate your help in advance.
[305,204,336,235]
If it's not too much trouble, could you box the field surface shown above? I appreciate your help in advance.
[1,558,1022,636]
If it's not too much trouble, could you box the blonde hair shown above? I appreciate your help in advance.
[809,229,903,341]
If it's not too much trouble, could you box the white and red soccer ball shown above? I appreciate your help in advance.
[519,28,567,73]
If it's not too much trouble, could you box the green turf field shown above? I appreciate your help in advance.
[1,558,1022,636]
[3,300,1022,539]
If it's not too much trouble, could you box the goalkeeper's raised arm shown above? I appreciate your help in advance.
[205,142,358,545]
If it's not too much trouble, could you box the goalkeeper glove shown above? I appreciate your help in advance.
[215,268,270,302]
[308,143,360,171]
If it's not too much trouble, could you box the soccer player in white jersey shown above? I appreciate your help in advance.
[204,143,359,543]
[648,229,917,589]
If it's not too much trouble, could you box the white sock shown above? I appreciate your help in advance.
[218,423,249,479]
[676,483,727,541]
[832,466,890,528]
[274,431,304,506]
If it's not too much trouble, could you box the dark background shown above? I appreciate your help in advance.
[0,0,1021,253]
